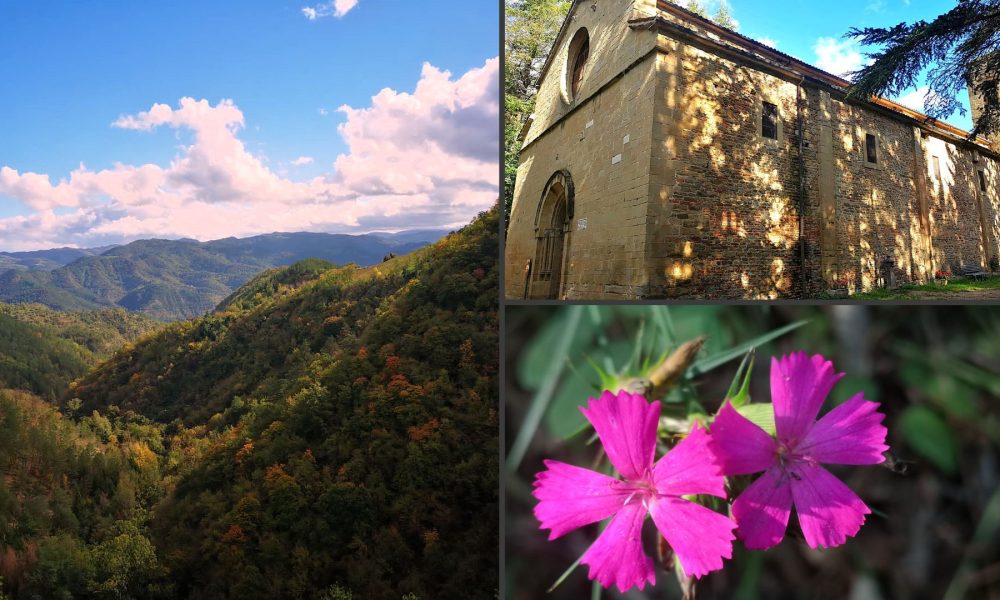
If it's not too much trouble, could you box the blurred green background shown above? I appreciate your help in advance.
[505,305,1000,600]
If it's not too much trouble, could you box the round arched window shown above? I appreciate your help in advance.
[566,28,590,101]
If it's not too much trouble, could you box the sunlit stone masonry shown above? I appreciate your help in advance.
[505,0,1000,299]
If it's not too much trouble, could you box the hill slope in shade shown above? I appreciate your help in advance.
[67,207,498,598]
[0,303,161,400]
[0,230,446,321]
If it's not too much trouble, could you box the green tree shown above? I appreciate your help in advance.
[846,0,1000,138]
[504,0,571,224]
[321,584,354,600]
[24,534,96,600]
[712,0,738,30]
[90,521,161,599]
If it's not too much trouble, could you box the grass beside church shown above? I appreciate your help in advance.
[848,275,1000,299]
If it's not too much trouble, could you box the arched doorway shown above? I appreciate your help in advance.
[530,170,574,299]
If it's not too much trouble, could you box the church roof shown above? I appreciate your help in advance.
[533,0,993,155]
[653,1,991,152]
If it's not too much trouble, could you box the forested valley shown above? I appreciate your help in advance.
[0,208,499,599]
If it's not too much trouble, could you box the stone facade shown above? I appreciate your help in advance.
[504,0,1000,299]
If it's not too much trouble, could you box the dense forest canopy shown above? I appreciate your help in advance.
[0,305,160,401]
[0,206,499,599]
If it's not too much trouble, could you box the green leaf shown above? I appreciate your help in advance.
[736,403,775,436]
[725,349,755,408]
[547,555,582,593]
[545,369,600,439]
[689,320,808,377]
[516,308,595,390]
[900,405,958,475]
[651,306,675,345]
[507,305,584,471]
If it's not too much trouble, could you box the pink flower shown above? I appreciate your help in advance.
[710,352,888,550]
[533,390,736,592]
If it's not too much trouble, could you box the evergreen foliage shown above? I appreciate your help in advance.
[846,0,1000,138]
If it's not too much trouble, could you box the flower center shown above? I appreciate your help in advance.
[619,471,659,509]
[775,441,817,472]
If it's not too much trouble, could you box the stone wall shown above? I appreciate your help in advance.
[505,0,660,299]
[822,100,921,292]
[922,135,999,274]
[504,1,1000,299]
[520,0,657,147]
[643,36,803,299]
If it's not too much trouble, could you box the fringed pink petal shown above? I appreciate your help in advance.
[789,463,870,549]
[709,401,777,476]
[798,393,888,465]
[580,390,660,480]
[731,466,793,550]
[770,352,843,444]
[649,497,736,578]
[652,422,727,498]
[532,459,630,540]
[580,502,655,593]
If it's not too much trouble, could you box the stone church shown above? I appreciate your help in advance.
[504,0,1000,299]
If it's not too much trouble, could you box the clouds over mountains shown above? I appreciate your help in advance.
[0,57,498,251]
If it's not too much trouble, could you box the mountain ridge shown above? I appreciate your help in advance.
[0,229,448,321]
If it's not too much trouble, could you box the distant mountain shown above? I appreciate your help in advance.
[0,245,117,273]
[68,207,498,597]
[368,228,451,245]
[0,230,445,321]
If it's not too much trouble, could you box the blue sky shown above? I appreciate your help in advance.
[715,0,974,128]
[0,0,499,250]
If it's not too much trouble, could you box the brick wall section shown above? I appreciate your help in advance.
[824,102,920,292]
[504,1,1000,298]
[921,136,1000,273]
[644,38,803,299]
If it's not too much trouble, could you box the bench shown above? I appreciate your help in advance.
[953,263,990,280]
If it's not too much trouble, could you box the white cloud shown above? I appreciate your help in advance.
[318,107,329,116]
[0,57,499,250]
[893,86,946,115]
[757,36,777,48]
[333,58,499,197]
[302,0,358,20]
[866,0,886,12]
[814,37,868,80]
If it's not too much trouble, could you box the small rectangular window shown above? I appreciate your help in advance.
[978,170,987,193]
[865,133,877,164]
[762,102,778,140]
[933,157,942,184]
